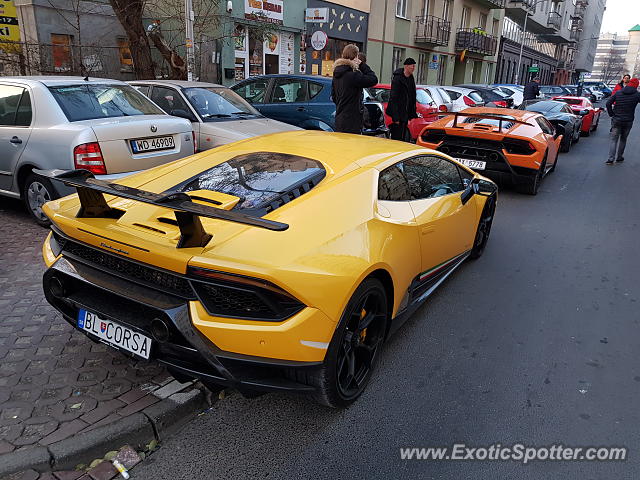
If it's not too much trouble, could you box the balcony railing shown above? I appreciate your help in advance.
[455,28,498,56]
[414,15,451,46]
[547,11,561,30]
[474,0,506,8]
[575,0,589,6]
[570,29,582,41]
[507,0,535,10]
[557,60,566,69]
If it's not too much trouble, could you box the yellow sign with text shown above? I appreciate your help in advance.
[0,0,21,53]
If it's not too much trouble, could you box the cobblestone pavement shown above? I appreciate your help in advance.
[0,198,174,455]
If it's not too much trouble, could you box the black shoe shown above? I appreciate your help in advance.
[616,158,624,163]
[606,160,614,165]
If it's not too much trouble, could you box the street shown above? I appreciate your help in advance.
[129,116,640,479]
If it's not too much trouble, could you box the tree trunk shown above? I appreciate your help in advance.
[108,0,155,79]
[148,30,186,80]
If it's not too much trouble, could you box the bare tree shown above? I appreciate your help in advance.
[600,50,626,85]
[109,0,156,78]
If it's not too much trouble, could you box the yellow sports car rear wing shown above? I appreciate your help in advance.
[36,169,289,248]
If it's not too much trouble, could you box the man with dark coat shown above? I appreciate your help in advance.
[605,77,640,164]
[386,58,418,141]
[331,44,378,134]
[522,77,540,101]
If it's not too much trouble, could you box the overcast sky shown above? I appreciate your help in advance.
[600,0,640,34]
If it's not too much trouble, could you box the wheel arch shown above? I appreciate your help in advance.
[16,163,38,194]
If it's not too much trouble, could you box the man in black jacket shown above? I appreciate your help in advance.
[605,77,640,164]
[386,58,418,141]
[331,44,378,134]
[523,77,540,101]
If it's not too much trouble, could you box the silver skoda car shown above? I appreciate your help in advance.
[129,80,299,151]
[0,76,194,225]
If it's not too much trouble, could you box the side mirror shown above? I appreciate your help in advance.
[579,109,589,116]
[461,178,497,204]
[170,109,197,122]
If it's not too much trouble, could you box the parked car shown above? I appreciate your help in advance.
[519,99,582,152]
[493,84,524,107]
[551,96,602,136]
[0,76,194,225]
[40,131,497,407]
[130,80,299,151]
[231,74,388,136]
[584,80,612,97]
[367,84,439,139]
[418,108,563,195]
[583,86,603,102]
[539,85,565,98]
[441,86,485,111]
[417,85,454,113]
[456,84,513,107]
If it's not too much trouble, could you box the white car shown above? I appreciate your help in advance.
[129,80,299,151]
[440,86,485,111]
[493,85,524,106]
[417,85,454,112]
[0,76,194,225]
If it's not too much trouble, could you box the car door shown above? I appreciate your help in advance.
[394,155,477,272]
[0,84,33,191]
[231,78,270,113]
[259,77,309,127]
[301,80,334,130]
[536,116,560,164]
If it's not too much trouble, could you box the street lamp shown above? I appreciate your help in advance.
[514,0,549,85]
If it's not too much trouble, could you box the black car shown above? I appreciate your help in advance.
[519,99,582,152]
[456,84,513,107]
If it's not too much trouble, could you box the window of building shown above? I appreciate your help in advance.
[51,34,72,72]
[396,0,408,18]
[437,56,447,84]
[442,0,452,21]
[392,47,405,72]
[479,13,488,30]
[117,37,133,72]
[492,19,499,36]
[417,53,428,84]
[461,7,471,29]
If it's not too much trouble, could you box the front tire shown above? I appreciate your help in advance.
[469,195,496,260]
[22,173,57,227]
[311,278,388,408]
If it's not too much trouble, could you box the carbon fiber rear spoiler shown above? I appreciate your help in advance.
[35,169,288,248]
[438,112,533,129]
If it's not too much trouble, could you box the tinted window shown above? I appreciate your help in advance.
[522,100,558,113]
[309,82,323,100]
[555,97,583,106]
[15,90,32,126]
[462,114,516,128]
[416,89,433,105]
[369,87,391,103]
[404,156,465,199]
[378,164,411,201]
[183,87,259,119]
[150,86,190,115]
[271,78,307,103]
[133,85,150,96]
[0,85,26,126]
[233,80,268,104]
[445,89,461,100]
[562,105,573,114]
[174,152,326,211]
[458,165,474,187]
[536,117,554,135]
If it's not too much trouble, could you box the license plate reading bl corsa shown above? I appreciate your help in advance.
[131,135,175,153]
[77,309,151,359]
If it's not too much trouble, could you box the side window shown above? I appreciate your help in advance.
[563,105,573,114]
[536,117,554,135]
[458,165,474,188]
[416,89,434,105]
[150,86,190,114]
[0,85,26,126]
[378,163,412,201]
[15,90,32,126]
[233,80,268,104]
[133,85,150,97]
[404,156,465,199]
[445,89,460,100]
[308,82,323,100]
[270,78,307,103]
[585,100,593,108]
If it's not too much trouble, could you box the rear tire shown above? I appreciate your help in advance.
[310,278,388,408]
[22,173,57,227]
[519,156,546,196]
[469,195,496,260]
[560,136,571,153]
[592,117,599,131]
[573,125,581,143]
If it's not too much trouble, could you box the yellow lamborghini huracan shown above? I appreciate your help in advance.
[40,131,497,407]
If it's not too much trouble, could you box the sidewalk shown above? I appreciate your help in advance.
[0,200,207,477]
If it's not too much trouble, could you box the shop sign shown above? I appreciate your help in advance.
[245,0,283,25]
[305,7,329,23]
[310,30,328,51]
[0,0,21,53]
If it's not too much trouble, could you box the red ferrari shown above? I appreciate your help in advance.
[368,84,439,140]
[552,96,602,136]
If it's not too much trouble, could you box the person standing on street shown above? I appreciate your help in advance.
[612,74,631,95]
[331,44,378,134]
[386,58,417,141]
[605,77,640,165]
[522,76,540,101]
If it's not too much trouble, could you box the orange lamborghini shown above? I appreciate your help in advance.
[418,108,563,195]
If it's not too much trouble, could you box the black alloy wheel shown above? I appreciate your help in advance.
[469,194,496,260]
[520,155,546,195]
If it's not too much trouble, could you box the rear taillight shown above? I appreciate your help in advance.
[192,131,197,153]
[495,100,508,108]
[503,138,537,155]
[73,142,106,175]
[438,104,448,112]
[463,95,475,106]
[420,129,446,144]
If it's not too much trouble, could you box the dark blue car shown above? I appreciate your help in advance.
[231,74,387,135]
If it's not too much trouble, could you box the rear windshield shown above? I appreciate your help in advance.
[49,84,163,121]
[462,114,516,128]
[416,89,434,105]
[520,100,560,112]
[173,152,326,212]
[468,91,484,103]
[555,98,582,105]
[183,87,260,120]
[369,87,390,103]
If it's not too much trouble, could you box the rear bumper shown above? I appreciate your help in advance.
[42,233,328,394]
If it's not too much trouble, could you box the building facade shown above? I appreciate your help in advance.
[590,31,628,84]
[572,0,606,75]
[367,0,505,86]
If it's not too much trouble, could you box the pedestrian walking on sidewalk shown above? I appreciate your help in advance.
[612,74,631,95]
[605,77,640,165]
[331,44,378,134]
[523,77,540,101]
[387,58,417,141]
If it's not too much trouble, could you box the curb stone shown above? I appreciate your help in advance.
[0,388,208,478]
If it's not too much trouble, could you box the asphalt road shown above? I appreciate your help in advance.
[123,117,636,479]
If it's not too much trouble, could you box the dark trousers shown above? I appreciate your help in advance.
[608,120,633,162]
[390,121,410,141]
